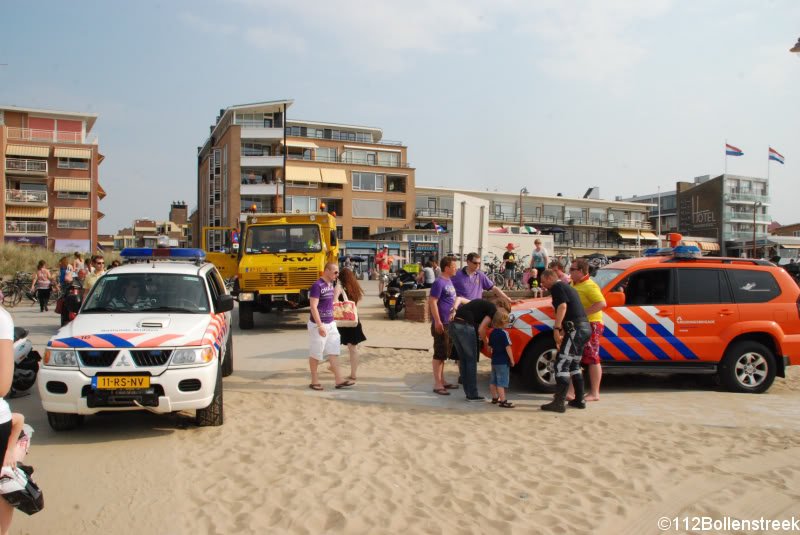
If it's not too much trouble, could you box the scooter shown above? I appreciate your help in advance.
[383,270,418,320]
[11,327,41,396]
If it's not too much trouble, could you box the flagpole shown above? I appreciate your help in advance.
[724,139,728,175]
[767,146,771,183]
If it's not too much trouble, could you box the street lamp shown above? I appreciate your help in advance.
[752,200,762,259]
[519,187,529,231]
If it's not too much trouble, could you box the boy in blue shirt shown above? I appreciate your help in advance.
[487,309,514,408]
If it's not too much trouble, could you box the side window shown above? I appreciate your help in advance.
[206,269,223,306]
[677,269,732,304]
[622,269,672,305]
[728,270,781,303]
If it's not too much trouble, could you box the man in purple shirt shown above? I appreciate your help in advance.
[308,262,354,391]
[428,256,467,395]
[452,252,514,305]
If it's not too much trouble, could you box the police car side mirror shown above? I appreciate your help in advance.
[605,291,625,307]
[216,294,235,313]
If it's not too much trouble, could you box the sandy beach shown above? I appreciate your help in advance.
[7,281,800,534]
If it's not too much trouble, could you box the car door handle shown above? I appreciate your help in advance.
[719,309,734,316]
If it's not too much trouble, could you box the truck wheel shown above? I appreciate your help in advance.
[718,341,776,394]
[520,336,558,393]
[47,412,84,431]
[221,334,234,377]
[238,301,254,330]
[196,365,224,426]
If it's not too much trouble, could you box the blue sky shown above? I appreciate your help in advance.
[2,0,798,234]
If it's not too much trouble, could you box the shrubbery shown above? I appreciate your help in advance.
[0,244,118,279]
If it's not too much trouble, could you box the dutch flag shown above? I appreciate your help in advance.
[725,143,744,156]
[769,147,785,165]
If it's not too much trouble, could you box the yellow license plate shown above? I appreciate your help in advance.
[389,299,396,305]
[94,376,150,389]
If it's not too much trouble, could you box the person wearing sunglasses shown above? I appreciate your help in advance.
[566,258,606,403]
[451,252,514,308]
[83,255,107,295]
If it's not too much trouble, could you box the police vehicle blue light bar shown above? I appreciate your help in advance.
[120,248,206,261]
[672,245,702,258]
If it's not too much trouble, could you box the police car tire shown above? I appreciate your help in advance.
[221,334,234,377]
[196,365,223,427]
[520,337,558,393]
[238,301,254,330]
[719,340,776,394]
[47,412,83,431]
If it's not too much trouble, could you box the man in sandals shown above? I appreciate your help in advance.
[308,263,354,391]
[428,256,465,396]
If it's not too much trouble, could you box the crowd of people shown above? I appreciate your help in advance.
[307,242,608,412]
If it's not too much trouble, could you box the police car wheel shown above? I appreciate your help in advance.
[222,334,234,377]
[520,337,558,393]
[47,412,83,431]
[196,365,224,426]
[719,341,776,394]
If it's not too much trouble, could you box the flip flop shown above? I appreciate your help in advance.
[433,388,451,396]
[491,397,499,404]
[443,383,459,389]
[498,400,515,408]
[335,380,355,389]
[309,384,323,391]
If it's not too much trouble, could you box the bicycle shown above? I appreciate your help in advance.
[482,253,506,287]
[1,272,36,308]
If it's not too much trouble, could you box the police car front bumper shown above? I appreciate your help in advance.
[38,363,219,416]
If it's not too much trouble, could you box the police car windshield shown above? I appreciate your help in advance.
[244,224,321,254]
[592,268,624,291]
[81,274,209,314]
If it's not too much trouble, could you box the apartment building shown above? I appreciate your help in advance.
[1,105,105,252]
[195,100,415,249]
[112,202,190,250]
[416,186,656,258]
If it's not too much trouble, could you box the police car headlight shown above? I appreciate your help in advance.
[171,347,214,366]
[44,349,78,367]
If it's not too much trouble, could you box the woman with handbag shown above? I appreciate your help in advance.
[337,267,366,382]
[30,261,53,313]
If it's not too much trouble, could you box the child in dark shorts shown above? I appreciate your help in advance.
[487,309,514,408]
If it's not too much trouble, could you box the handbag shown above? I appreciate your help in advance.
[54,297,64,314]
[333,287,359,328]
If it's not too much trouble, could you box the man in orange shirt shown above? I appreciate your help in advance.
[375,245,393,296]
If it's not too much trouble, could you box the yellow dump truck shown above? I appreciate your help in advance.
[202,212,339,329]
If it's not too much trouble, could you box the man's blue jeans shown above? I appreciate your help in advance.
[449,321,480,398]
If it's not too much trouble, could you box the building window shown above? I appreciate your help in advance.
[242,143,271,156]
[316,147,337,162]
[57,220,89,229]
[57,158,89,170]
[57,191,89,200]
[323,199,343,216]
[235,113,273,127]
[352,199,383,218]
[352,227,370,239]
[286,196,318,213]
[286,181,319,189]
[386,202,406,219]
[336,226,343,239]
[352,172,384,192]
[386,175,406,193]
[377,152,400,167]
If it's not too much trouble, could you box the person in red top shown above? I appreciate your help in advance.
[375,245,393,296]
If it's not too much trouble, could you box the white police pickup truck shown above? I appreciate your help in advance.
[38,248,234,431]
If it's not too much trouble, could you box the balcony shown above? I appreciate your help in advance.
[5,220,47,235]
[239,126,285,141]
[286,153,412,168]
[724,231,765,241]
[723,210,772,223]
[287,129,403,146]
[5,158,47,175]
[416,208,453,219]
[726,192,770,204]
[241,183,280,196]
[6,127,97,145]
[240,155,283,168]
[5,189,47,205]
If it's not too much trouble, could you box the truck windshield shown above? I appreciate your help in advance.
[245,224,322,254]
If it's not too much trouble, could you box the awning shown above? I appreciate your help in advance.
[97,211,105,220]
[5,144,49,157]
[698,241,720,252]
[616,230,640,239]
[639,231,659,240]
[682,240,699,248]
[286,165,322,183]
[97,153,105,164]
[97,183,107,199]
[54,147,92,159]
[54,178,91,192]
[778,244,800,249]
[54,207,91,220]
[4,206,48,218]
[320,168,348,184]
[281,140,319,149]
